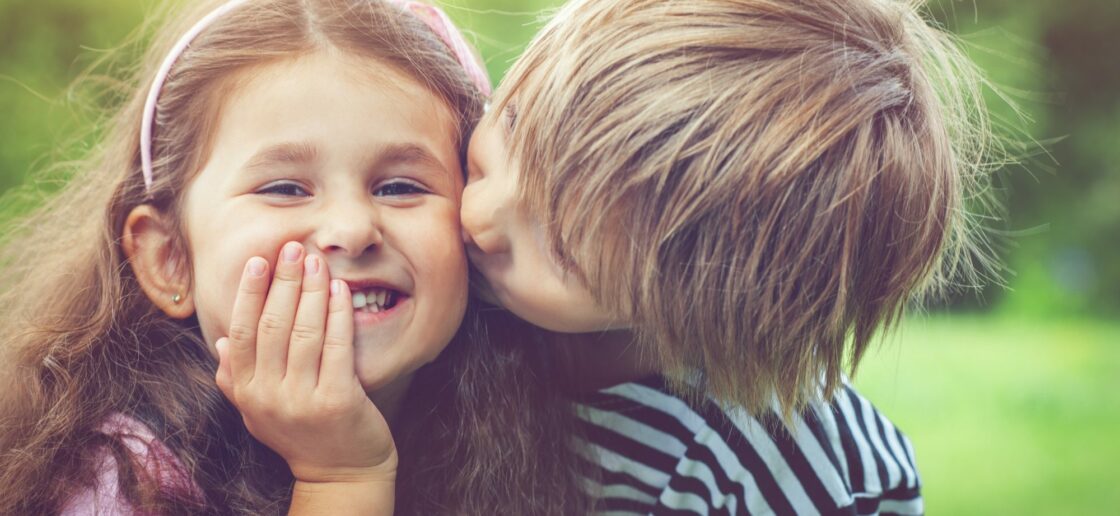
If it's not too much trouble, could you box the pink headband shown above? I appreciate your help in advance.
[140,0,491,191]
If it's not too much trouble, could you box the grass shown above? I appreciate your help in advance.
[853,314,1120,515]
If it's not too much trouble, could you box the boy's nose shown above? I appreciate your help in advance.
[460,193,510,255]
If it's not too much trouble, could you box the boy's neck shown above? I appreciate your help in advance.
[556,330,660,393]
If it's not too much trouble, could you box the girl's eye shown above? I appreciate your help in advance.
[256,182,310,197]
[374,181,427,197]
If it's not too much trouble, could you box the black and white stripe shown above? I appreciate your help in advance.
[574,377,923,515]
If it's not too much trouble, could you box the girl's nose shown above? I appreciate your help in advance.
[313,200,383,258]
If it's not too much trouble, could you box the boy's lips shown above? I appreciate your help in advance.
[467,244,509,272]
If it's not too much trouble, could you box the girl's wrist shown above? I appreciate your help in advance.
[289,448,399,486]
[290,474,396,516]
[292,475,395,492]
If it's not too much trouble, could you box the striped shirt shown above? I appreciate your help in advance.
[573,376,922,515]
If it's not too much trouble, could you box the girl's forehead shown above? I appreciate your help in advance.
[236,53,453,127]
[241,52,437,99]
[200,52,461,183]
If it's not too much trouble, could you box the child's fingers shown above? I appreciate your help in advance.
[286,255,330,389]
[256,241,305,380]
[226,256,270,387]
[319,279,356,393]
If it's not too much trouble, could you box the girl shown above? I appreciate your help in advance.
[0,0,590,514]
[462,0,997,513]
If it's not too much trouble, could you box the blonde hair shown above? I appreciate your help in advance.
[495,0,996,415]
[0,0,592,513]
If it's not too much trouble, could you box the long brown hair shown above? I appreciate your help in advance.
[397,307,595,515]
[0,0,591,513]
[494,0,1000,416]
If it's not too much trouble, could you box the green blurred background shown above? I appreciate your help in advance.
[1,0,1116,513]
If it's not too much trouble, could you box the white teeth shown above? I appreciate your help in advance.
[351,288,393,312]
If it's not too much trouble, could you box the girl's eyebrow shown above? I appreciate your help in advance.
[240,141,449,180]
[375,142,446,172]
[242,141,319,171]
[373,142,455,188]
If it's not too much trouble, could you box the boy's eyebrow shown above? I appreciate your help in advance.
[503,104,517,136]
[242,142,319,170]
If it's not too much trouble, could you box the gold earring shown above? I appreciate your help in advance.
[171,293,183,304]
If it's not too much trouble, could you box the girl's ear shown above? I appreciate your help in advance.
[122,205,195,319]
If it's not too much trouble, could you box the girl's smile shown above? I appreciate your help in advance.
[345,278,409,329]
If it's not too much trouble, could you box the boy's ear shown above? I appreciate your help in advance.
[122,205,195,319]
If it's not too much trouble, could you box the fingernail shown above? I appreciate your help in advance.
[305,255,320,276]
[282,242,302,263]
[330,279,342,296]
[247,257,267,277]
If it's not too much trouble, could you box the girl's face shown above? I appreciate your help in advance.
[462,103,627,333]
[183,52,467,393]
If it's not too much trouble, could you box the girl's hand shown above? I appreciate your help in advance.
[213,242,397,486]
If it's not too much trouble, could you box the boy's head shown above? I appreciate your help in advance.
[463,0,993,413]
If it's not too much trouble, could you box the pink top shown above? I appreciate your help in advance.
[60,413,202,515]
